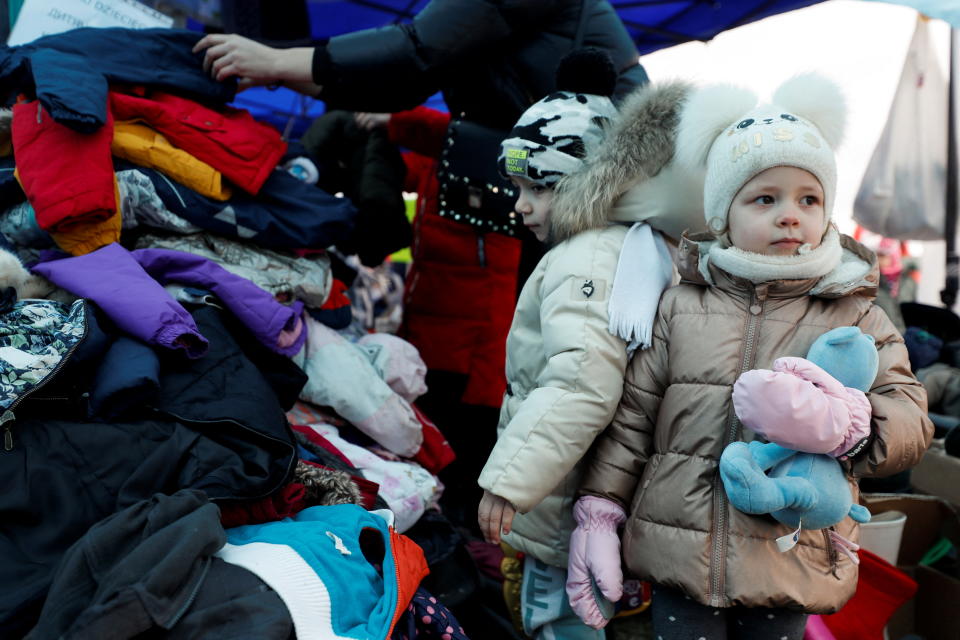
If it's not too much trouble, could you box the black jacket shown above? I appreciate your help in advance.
[312,0,648,129]
[301,110,411,266]
[0,305,303,637]
[0,28,235,132]
[26,489,292,639]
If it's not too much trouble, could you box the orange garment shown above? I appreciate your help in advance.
[110,90,286,195]
[112,121,232,201]
[48,177,122,256]
[387,527,431,637]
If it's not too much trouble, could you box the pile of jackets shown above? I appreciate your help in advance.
[0,26,461,639]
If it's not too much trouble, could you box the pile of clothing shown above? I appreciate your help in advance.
[0,26,462,640]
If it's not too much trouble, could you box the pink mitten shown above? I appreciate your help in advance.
[565,496,626,630]
[732,356,872,457]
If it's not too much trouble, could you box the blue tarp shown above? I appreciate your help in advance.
[304,0,823,55]
[232,0,825,138]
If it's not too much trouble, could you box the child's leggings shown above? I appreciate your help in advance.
[521,557,606,640]
[651,585,808,640]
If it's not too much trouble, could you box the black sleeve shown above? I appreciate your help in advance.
[314,0,515,111]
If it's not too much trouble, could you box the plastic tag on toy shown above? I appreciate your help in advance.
[590,574,616,619]
[776,522,802,553]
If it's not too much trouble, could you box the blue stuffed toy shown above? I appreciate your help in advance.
[719,326,875,553]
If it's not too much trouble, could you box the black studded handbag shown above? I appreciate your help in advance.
[436,119,522,237]
[435,0,591,239]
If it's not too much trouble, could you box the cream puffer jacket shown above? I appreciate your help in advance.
[478,224,632,567]
[581,232,933,612]
[477,80,701,568]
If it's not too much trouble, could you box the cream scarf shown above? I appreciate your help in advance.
[607,222,674,354]
[698,228,844,286]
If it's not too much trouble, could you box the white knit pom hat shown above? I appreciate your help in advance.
[675,73,846,236]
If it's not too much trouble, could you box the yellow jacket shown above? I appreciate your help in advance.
[112,121,232,201]
[14,169,121,256]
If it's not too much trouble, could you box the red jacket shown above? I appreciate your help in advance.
[12,100,120,255]
[390,107,520,408]
[110,89,286,195]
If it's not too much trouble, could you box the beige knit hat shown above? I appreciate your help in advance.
[675,73,846,236]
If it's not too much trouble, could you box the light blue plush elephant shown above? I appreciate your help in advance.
[719,326,875,532]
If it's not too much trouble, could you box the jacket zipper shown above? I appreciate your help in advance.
[823,528,839,576]
[709,285,767,606]
[476,234,486,267]
[151,407,297,503]
[165,556,211,628]
[157,172,188,208]
[4,308,89,451]
[2,410,14,451]
[386,528,404,637]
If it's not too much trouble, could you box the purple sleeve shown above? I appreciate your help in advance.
[132,248,306,356]
[31,243,208,358]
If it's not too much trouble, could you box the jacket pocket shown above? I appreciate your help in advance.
[177,109,264,162]
[178,109,225,133]
[631,453,662,515]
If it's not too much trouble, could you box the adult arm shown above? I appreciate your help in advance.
[313,0,520,111]
[194,0,522,105]
[387,107,451,158]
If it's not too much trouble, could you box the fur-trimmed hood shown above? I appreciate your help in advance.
[550,80,707,243]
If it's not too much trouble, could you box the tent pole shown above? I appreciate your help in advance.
[942,27,958,308]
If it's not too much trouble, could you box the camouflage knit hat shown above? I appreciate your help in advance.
[497,49,618,186]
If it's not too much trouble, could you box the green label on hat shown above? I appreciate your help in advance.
[504,148,528,176]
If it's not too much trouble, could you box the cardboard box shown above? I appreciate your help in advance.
[911,440,960,509]
[862,493,960,640]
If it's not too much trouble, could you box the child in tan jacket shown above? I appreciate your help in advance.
[566,74,933,639]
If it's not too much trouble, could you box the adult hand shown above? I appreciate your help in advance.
[478,490,516,544]
[354,112,391,131]
[194,34,280,85]
[193,34,316,91]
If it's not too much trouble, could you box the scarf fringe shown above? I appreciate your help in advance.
[607,223,673,354]
[608,309,655,352]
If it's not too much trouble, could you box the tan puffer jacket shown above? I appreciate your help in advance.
[582,232,933,613]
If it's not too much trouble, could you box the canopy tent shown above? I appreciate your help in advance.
[304,0,823,55]
[231,0,824,137]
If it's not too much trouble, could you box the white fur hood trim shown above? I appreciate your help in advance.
[550,81,694,242]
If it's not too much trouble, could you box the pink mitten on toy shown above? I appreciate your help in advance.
[732,356,872,458]
[566,496,626,630]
